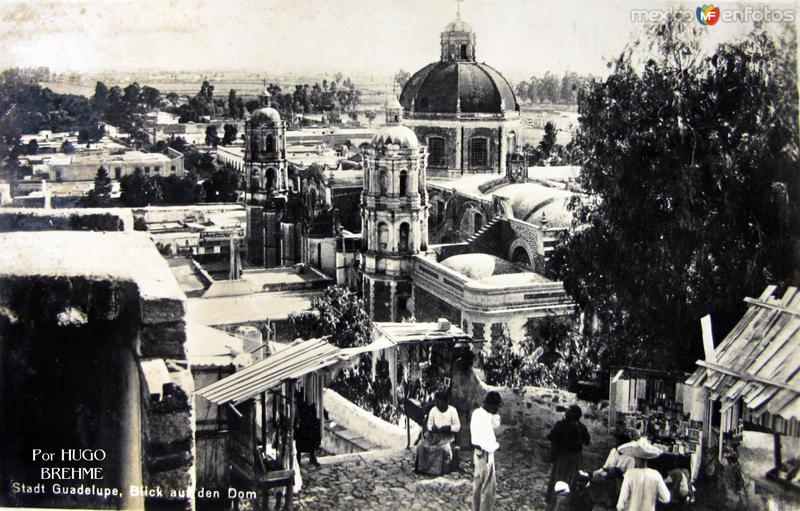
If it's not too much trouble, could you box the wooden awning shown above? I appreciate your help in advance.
[687,286,800,427]
[195,339,348,405]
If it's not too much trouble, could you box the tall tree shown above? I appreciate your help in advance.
[394,69,411,90]
[227,89,237,118]
[221,124,238,146]
[204,125,219,148]
[289,286,370,348]
[549,17,799,370]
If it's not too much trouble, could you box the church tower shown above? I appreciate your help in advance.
[361,97,429,321]
[244,91,291,267]
[244,92,287,199]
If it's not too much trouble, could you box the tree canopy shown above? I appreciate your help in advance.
[549,18,799,370]
[289,285,371,348]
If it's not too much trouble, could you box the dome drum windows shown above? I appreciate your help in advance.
[427,136,446,167]
[469,137,489,168]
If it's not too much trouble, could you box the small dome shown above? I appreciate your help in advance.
[372,125,419,149]
[251,107,281,125]
[444,17,473,33]
[440,253,519,281]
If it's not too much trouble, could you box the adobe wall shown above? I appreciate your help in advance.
[452,368,613,468]
[0,231,195,510]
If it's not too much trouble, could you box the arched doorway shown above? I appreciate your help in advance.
[474,212,483,232]
[511,246,532,268]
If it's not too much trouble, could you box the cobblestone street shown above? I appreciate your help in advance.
[295,439,552,511]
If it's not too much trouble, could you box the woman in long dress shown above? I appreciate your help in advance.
[415,391,461,476]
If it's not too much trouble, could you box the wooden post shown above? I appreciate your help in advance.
[261,392,267,454]
[285,379,295,511]
[774,432,783,469]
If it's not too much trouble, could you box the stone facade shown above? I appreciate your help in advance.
[360,102,429,321]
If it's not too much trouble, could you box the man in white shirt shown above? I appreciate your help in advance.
[470,391,502,511]
[427,392,461,434]
[616,458,671,511]
[415,391,462,475]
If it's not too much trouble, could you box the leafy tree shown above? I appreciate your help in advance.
[364,110,376,127]
[120,169,163,207]
[25,139,38,155]
[536,122,558,164]
[168,136,188,153]
[221,124,237,146]
[549,17,799,370]
[204,125,219,148]
[166,92,180,107]
[289,285,370,348]
[227,89,238,118]
[394,69,411,90]
[160,174,202,204]
[60,140,75,154]
[80,166,113,207]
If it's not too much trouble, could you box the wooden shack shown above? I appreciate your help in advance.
[686,285,800,505]
[195,339,349,510]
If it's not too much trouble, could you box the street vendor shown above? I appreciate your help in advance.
[616,438,671,511]
[415,391,461,475]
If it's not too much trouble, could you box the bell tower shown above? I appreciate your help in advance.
[361,97,429,321]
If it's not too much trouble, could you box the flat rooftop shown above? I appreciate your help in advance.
[186,289,320,325]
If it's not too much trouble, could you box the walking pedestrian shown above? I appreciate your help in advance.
[546,405,591,509]
[470,391,503,511]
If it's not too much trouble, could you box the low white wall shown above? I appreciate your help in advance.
[323,388,418,450]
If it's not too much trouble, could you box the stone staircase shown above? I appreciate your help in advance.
[465,213,503,246]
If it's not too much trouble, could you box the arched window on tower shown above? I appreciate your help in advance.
[378,222,389,251]
[460,44,468,59]
[266,134,276,153]
[399,222,410,252]
[251,134,260,154]
[379,171,388,195]
[266,168,276,191]
[399,171,408,197]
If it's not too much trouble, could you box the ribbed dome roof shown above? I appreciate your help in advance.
[400,61,518,115]
[251,107,281,124]
[444,17,472,33]
[372,125,419,149]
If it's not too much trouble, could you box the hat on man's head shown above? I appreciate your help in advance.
[485,391,503,407]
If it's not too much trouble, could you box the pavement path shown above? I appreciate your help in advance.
[294,440,551,511]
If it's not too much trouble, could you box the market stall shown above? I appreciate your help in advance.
[609,366,704,478]
[686,285,800,506]
[195,338,352,510]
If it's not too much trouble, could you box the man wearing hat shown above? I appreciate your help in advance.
[615,438,671,511]
[470,391,503,511]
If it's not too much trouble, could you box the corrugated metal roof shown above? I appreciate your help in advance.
[687,286,800,424]
[195,339,345,405]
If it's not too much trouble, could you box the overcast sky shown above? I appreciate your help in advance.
[0,0,792,80]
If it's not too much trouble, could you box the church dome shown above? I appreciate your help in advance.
[372,125,419,149]
[251,107,281,125]
[400,61,519,115]
[440,253,520,281]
